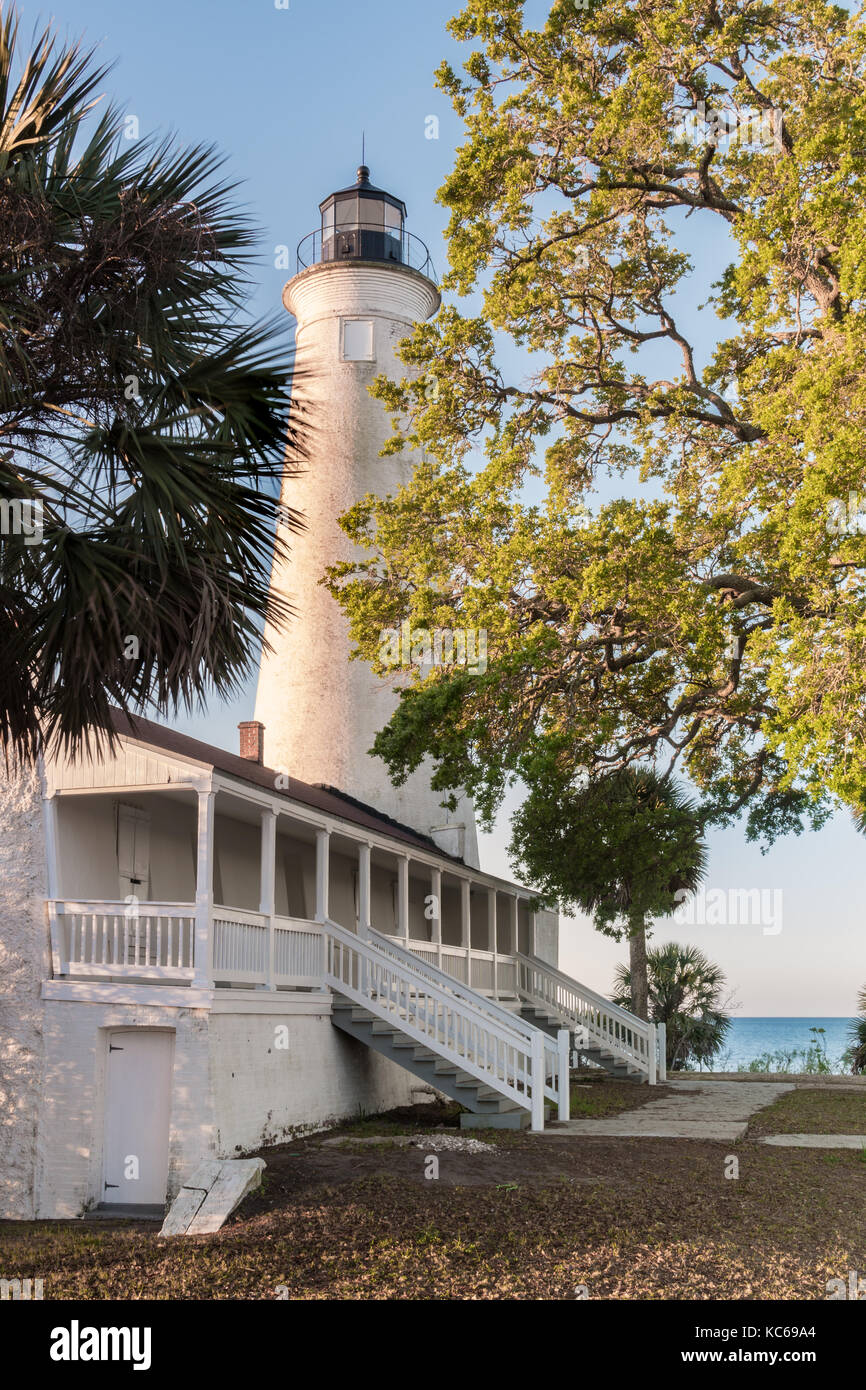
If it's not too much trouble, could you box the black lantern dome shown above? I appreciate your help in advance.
[319,165,407,264]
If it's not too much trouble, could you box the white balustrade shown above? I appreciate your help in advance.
[51,901,195,979]
[273,917,325,987]
[438,946,470,984]
[326,919,562,1130]
[212,906,268,983]
[517,952,654,1080]
[211,907,324,987]
[470,951,496,993]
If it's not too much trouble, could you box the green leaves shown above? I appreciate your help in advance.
[613,941,732,1071]
[329,0,866,853]
[510,765,708,934]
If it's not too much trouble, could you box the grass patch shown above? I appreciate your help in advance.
[568,1077,671,1118]
[747,1088,866,1138]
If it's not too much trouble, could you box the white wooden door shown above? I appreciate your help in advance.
[117,805,151,900]
[102,1030,173,1206]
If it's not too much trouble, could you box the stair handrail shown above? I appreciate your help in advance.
[517,952,651,1035]
[323,918,558,1129]
[364,926,571,1117]
[366,925,544,1042]
[517,950,651,1073]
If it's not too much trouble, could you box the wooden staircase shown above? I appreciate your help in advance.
[323,920,569,1130]
[323,921,662,1128]
[517,955,665,1086]
[331,998,538,1127]
[519,1003,646,1082]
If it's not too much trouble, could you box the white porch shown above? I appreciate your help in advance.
[44,782,543,998]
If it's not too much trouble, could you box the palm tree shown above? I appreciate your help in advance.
[511,765,708,1020]
[0,7,307,759]
[846,985,866,1075]
[612,942,732,1071]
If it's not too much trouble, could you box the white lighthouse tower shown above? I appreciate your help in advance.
[255,166,479,868]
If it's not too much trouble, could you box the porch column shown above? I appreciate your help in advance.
[397,856,410,946]
[509,895,519,957]
[529,909,538,959]
[193,788,216,989]
[487,889,498,998]
[43,794,59,898]
[430,867,442,968]
[460,878,471,982]
[43,794,66,975]
[508,896,519,998]
[259,809,277,989]
[358,843,371,939]
[315,828,330,923]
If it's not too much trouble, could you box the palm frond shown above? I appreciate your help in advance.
[0,4,310,757]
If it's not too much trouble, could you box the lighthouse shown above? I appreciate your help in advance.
[254,166,479,868]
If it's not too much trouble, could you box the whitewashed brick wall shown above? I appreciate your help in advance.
[0,761,49,1219]
[209,1011,420,1154]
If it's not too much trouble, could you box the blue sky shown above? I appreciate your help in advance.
[37,0,866,1015]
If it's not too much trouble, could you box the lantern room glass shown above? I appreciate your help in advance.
[319,169,406,266]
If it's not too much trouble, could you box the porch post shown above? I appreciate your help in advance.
[397,855,410,946]
[529,909,538,959]
[259,809,277,990]
[430,867,442,968]
[358,843,371,939]
[43,794,66,976]
[558,1029,571,1122]
[42,794,59,899]
[530,1029,545,1132]
[657,1022,667,1082]
[314,828,330,924]
[460,878,471,983]
[509,895,519,958]
[193,788,215,989]
[487,889,498,998]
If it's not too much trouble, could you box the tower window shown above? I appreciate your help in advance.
[342,319,374,362]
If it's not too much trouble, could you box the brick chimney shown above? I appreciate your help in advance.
[238,720,265,765]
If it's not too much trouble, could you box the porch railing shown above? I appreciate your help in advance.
[48,901,324,989]
[50,901,196,980]
[394,937,520,996]
[211,906,323,988]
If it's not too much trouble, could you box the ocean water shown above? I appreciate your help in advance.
[703,1017,854,1073]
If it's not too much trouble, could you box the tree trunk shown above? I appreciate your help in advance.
[628,914,649,1022]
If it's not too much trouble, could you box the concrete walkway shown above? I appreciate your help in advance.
[759,1133,866,1149]
[538,1078,794,1142]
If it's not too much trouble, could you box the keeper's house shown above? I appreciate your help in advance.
[1,710,566,1220]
